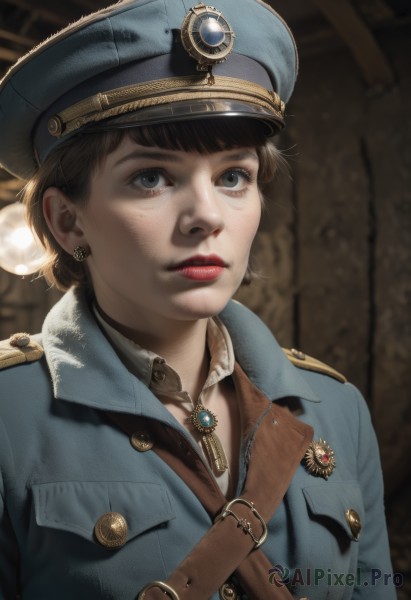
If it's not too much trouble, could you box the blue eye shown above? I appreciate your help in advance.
[219,169,252,189]
[221,171,240,187]
[132,169,169,190]
[141,173,160,188]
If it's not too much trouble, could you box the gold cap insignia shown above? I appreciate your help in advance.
[181,4,235,71]
[303,438,335,479]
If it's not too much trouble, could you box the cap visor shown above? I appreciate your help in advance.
[85,99,284,136]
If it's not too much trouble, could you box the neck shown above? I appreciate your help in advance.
[96,304,210,400]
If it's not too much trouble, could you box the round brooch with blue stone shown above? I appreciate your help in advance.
[181,4,235,70]
[189,403,218,434]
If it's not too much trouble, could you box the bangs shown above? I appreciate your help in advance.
[125,118,269,153]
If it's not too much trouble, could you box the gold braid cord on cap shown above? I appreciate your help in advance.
[47,75,285,138]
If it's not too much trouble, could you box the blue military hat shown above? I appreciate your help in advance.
[0,0,298,180]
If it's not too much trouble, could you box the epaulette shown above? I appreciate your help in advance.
[0,333,43,371]
[283,348,347,383]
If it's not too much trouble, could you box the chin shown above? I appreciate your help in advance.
[172,287,234,320]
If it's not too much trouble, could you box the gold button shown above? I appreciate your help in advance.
[291,348,306,360]
[47,115,63,136]
[130,430,154,452]
[345,508,362,540]
[94,512,128,548]
[219,582,240,599]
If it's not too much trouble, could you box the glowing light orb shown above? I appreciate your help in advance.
[0,203,46,275]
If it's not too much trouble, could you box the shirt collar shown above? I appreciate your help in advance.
[93,305,235,402]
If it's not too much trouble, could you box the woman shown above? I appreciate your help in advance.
[0,0,396,598]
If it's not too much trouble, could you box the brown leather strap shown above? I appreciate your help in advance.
[107,363,313,599]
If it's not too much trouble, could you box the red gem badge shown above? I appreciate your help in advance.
[303,438,335,479]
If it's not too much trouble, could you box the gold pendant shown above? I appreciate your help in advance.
[188,403,228,473]
[303,438,335,479]
[202,432,229,474]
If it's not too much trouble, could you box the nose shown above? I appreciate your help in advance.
[178,177,224,238]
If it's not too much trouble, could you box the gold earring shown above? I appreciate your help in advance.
[73,246,89,262]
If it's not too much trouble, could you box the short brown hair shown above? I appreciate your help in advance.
[23,118,282,290]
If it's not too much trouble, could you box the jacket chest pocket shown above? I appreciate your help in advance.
[32,480,175,548]
[302,481,364,544]
[282,482,365,600]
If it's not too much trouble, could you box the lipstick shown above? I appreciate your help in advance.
[168,254,227,281]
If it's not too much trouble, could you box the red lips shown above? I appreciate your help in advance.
[168,254,227,281]
[169,254,227,270]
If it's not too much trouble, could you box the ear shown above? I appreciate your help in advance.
[43,187,87,255]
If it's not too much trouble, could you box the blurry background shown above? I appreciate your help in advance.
[0,0,410,595]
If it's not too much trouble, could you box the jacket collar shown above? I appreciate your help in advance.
[219,300,318,402]
[42,289,318,419]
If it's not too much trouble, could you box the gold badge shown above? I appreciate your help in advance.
[303,438,335,479]
[181,4,235,71]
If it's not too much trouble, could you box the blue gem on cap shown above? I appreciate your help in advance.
[181,4,235,70]
[199,19,225,47]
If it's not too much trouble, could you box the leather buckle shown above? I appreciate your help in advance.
[215,498,268,549]
[137,580,180,599]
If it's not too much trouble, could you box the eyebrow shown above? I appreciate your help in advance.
[113,150,182,167]
[112,148,259,168]
[220,150,259,162]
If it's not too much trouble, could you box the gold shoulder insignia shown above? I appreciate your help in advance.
[283,348,347,384]
[0,333,43,371]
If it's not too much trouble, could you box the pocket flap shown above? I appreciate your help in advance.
[32,481,175,543]
[302,482,364,541]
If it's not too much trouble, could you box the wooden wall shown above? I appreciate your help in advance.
[0,21,410,599]
[236,23,411,597]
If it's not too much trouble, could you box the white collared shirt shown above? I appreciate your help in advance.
[93,307,235,495]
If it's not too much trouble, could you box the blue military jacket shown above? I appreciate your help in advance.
[0,289,396,599]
